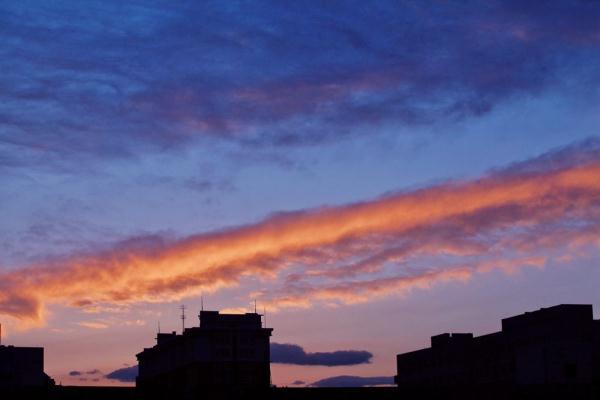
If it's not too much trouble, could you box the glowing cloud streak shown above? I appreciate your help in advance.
[0,149,599,323]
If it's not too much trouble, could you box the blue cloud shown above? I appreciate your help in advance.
[2,1,600,171]
[105,365,138,383]
[270,343,372,366]
[311,375,395,387]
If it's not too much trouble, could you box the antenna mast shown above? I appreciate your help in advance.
[180,305,186,333]
[263,307,267,328]
[254,299,257,314]
[201,294,204,312]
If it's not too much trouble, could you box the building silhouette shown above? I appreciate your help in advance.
[0,344,54,389]
[395,304,600,389]
[136,310,272,399]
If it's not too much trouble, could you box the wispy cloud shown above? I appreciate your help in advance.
[0,140,598,323]
[86,369,102,375]
[77,321,110,330]
[69,369,102,377]
[2,1,600,171]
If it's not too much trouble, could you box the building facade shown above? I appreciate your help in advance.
[395,304,600,386]
[0,345,54,388]
[137,310,272,399]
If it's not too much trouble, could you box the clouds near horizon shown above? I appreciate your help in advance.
[271,343,372,366]
[105,365,138,383]
[311,375,395,387]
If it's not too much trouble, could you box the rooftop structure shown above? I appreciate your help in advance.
[137,310,272,399]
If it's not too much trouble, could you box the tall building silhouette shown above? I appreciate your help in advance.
[395,304,600,387]
[136,310,272,399]
[0,344,54,389]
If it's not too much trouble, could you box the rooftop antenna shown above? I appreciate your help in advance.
[180,305,186,333]
[0,323,2,346]
[201,293,204,312]
[263,307,267,328]
[254,299,257,314]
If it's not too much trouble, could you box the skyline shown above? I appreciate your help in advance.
[1,0,600,387]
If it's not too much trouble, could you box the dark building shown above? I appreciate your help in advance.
[136,310,272,399]
[0,344,54,388]
[395,304,600,388]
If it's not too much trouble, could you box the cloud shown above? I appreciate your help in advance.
[69,368,101,378]
[86,369,101,375]
[105,365,138,383]
[271,343,372,366]
[311,375,395,387]
[292,380,305,386]
[184,177,235,194]
[0,140,598,323]
[77,321,109,330]
[2,2,600,171]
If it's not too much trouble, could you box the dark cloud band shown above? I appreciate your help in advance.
[270,343,372,366]
[311,375,394,387]
[105,365,138,383]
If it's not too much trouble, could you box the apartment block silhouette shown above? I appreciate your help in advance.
[396,304,600,386]
[0,344,54,389]
[136,310,272,399]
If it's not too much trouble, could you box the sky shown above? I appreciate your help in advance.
[1,0,600,387]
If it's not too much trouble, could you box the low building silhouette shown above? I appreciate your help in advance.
[395,304,600,388]
[136,310,272,399]
[0,344,54,389]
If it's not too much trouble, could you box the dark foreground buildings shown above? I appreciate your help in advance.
[396,304,600,398]
[0,343,54,390]
[136,310,272,399]
[5,304,600,400]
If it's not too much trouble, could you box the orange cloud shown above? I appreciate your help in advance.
[0,154,598,323]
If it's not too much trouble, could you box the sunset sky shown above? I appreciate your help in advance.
[1,0,600,387]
